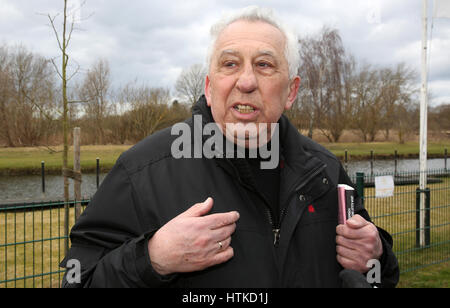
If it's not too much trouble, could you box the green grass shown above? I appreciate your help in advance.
[364,175,450,271]
[398,262,450,288]
[1,177,449,288]
[0,145,130,175]
[323,141,450,159]
[1,141,449,175]
[0,203,80,288]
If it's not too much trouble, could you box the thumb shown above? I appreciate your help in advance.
[180,197,214,218]
[346,214,369,229]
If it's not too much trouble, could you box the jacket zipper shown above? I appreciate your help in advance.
[271,163,327,247]
[225,158,326,248]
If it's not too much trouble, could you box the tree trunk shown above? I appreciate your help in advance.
[62,0,70,256]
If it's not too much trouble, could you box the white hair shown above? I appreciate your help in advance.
[206,6,300,79]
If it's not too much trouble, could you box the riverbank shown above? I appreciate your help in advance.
[0,145,129,176]
[326,141,450,160]
[0,142,449,176]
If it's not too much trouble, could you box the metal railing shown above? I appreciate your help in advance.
[0,200,88,288]
[351,168,450,274]
[1,168,449,287]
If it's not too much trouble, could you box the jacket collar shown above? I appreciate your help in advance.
[191,95,325,175]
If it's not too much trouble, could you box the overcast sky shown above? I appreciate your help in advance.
[1,0,449,106]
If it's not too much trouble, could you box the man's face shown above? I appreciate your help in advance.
[205,20,300,146]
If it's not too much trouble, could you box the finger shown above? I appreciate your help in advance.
[336,224,366,240]
[336,235,360,251]
[210,223,236,242]
[209,246,234,267]
[336,244,360,262]
[206,211,240,230]
[216,237,232,252]
[345,214,369,229]
[179,197,214,218]
[336,254,361,272]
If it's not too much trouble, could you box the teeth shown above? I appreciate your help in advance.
[234,104,255,114]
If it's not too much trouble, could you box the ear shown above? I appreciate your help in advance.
[205,75,212,107]
[284,76,301,110]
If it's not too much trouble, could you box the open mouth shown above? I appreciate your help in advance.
[233,104,256,114]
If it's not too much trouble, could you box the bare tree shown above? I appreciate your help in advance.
[0,45,15,147]
[350,62,417,142]
[79,59,111,144]
[117,83,172,142]
[298,27,353,142]
[351,63,382,142]
[175,63,206,106]
[0,45,56,147]
[429,103,450,135]
[45,0,87,255]
[378,63,417,141]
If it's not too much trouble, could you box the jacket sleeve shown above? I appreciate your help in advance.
[59,160,176,288]
[339,165,400,288]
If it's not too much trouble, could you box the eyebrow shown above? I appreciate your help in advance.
[218,49,277,59]
[257,50,276,58]
[218,49,239,58]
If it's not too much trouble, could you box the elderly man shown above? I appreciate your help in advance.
[61,6,399,288]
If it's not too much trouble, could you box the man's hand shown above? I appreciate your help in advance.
[336,214,383,273]
[148,197,239,276]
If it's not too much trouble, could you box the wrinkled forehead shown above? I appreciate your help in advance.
[212,20,287,60]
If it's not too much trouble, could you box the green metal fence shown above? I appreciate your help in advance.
[0,200,88,288]
[351,168,450,274]
[1,168,449,288]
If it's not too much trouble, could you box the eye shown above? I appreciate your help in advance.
[223,61,237,68]
[256,61,273,68]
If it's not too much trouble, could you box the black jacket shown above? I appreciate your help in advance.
[61,96,399,288]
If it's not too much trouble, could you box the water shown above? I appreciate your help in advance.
[0,173,107,203]
[344,158,448,178]
[0,158,447,203]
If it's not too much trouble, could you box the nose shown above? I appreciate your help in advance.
[236,64,257,93]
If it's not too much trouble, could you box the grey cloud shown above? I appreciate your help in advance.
[1,0,449,104]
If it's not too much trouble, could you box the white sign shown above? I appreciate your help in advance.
[375,176,395,198]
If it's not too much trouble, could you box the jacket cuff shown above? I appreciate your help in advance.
[135,229,178,287]
[375,227,400,288]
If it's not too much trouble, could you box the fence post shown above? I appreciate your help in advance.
[370,150,374,180]
[96,157,100,189]
[345,150,348,173]
[445,148,448,172]
[41,161,45,195]
[416,187,431,248]
[416,188,421,248]
[74,128,82,221]
[356,172,365,207]
[394,150,398,177]
[425,188,430,247]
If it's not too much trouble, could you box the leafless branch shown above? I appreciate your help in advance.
[22,92,57,121]
[50,57,63,79]
[68,99,90,104]
[39,144,63,154]
[47,14,64,52]
[67,61,80,81]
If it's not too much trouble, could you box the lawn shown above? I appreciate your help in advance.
[1,141,449,176]
[1,141,449,288]
[0,145,130,176]
[0,203,80,288]
[323,141,450,159]
[398,262,450,288]
[1,177,449,288]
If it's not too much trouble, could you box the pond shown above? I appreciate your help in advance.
[0,158,448,203]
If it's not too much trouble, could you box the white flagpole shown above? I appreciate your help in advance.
[419,0,429,248]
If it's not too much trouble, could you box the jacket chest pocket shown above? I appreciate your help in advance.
[296,174,338,226]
